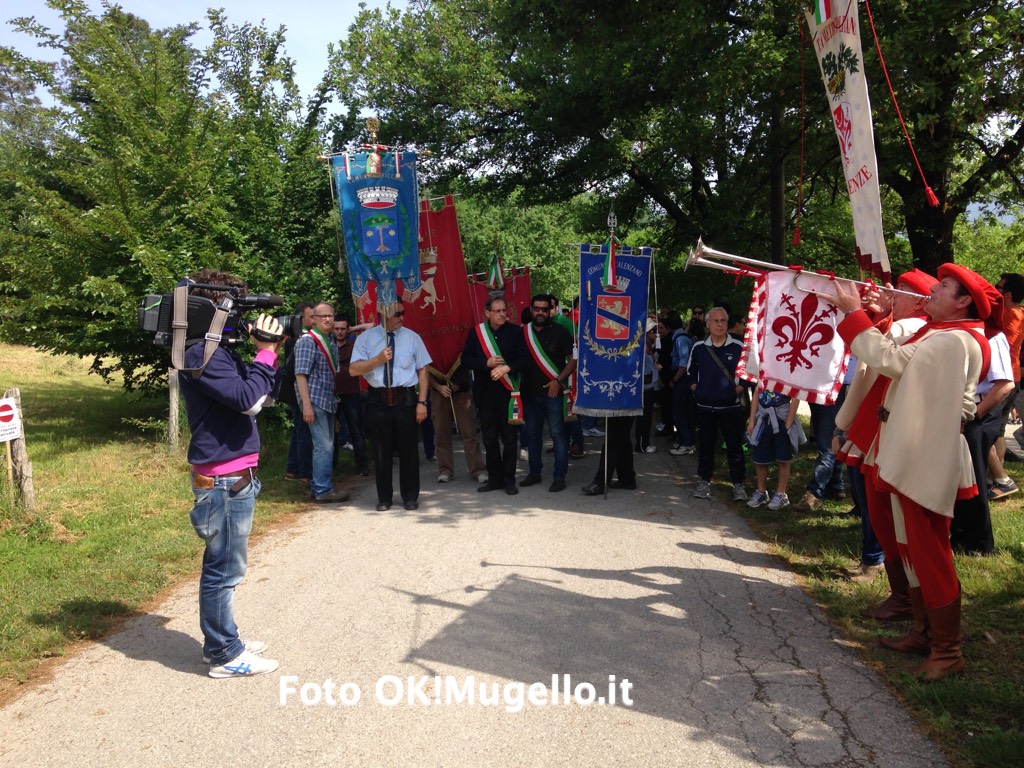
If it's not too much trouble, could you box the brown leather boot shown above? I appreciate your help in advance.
[861,559,912,621]
[879,586,930,654]
[913,591,965,681]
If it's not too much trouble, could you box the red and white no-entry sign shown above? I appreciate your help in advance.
[0,398,22,442]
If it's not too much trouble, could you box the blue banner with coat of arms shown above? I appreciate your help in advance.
[331,151,420,308]
[574,243,652,417]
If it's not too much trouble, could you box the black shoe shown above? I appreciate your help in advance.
[356,468,370,477]
[315,489,350,504]
[375,503,391,511]
[569,445,585,459]
[581,483,604,496]
[519,475,542,487]
[549,479,566,492]
[609,479,637,490]
[505,485,519,495]
[404,500,419,510]
[477,483,502,493]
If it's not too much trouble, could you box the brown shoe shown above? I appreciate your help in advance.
[846,562,884,584]
[879,587,931,655]
[794,491,822,511]
[861,560,913,621]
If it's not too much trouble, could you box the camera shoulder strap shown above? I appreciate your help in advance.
[170,283,230,379]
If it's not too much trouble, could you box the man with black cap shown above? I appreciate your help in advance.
[827,264,1000,681]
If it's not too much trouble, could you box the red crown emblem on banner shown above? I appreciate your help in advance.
[357,185,399,209]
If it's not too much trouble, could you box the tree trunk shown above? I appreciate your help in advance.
[904,200,956,275]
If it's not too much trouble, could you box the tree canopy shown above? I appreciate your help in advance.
[1,0,1023,389]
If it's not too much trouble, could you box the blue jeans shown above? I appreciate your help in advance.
[286,405,312,478]
[190,474,259,665]
[309,403,336,497]
[524,395,569,480]
[849,464,883,566]
[806,401,845,499]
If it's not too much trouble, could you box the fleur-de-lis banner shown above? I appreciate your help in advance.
[737,270,850,405]
[331,151,420,308]
[575,243,652,417]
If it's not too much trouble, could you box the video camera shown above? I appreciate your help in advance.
[138,283,284,349]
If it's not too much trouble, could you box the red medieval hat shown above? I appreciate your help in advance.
[937,263,1004,333]
[896,268,937,296]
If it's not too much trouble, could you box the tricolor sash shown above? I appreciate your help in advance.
[524,322,570,419]
[308,328,338,374]
[475,322,523,424]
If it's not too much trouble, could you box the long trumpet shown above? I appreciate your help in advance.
[685,238,930,300]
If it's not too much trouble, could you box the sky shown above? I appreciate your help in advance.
[1,0,403,99]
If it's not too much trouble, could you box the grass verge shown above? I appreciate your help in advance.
[0,343,324,694]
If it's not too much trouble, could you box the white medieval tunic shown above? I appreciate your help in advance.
[837,311,987,518]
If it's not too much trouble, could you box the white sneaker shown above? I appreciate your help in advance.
[582,427,605,437]
[767,491,790,510]
[642,445,657,454]
[519,448,529,461]
[204,639,267,664]
[747,490,770,508]
[209,649,279,678]
[669,444,695,456]
[692,480,712,499]
[437,472,453,483]
[732,483,748,501]
[475,472,488,484]
[341,442,354,451]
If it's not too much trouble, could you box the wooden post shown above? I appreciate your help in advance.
[3,386,35,510]
[168,368,180,451]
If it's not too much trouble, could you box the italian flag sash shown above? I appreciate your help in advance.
[309,328,338,374]
[524,322,572,420]
[475,323,523,424]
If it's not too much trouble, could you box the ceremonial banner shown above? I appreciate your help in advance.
[805,2,890,278]
[470,267,532,325]
[401,197,475,376]
[330,151,420,308]
[738,271,850,405]
[575,243,651,416]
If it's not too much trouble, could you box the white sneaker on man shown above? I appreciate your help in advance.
[669,444,695,456]
[209,649,279,678]
[732,483,748,501]
[204,639,267,664]
[437,472,453,483]
[767,491,790,510]
[475,472,489,484]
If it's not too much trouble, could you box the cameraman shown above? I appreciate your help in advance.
[179,268,281,679]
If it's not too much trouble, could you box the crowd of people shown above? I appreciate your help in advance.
[182,268,1021,680]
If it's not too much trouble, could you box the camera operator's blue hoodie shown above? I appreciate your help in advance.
[180,344,280,473]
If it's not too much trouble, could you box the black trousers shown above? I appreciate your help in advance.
[478,390,519,487]
[696,405,746,483]
[592,416,637,489]
[367,399,420,505]
[950,405,1001,555]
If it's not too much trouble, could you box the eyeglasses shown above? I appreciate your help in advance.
[692,310,704,315]
[531,306,550,312]
[488,307,507,313]
[391,311,405,317]
[314,313,333,319]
